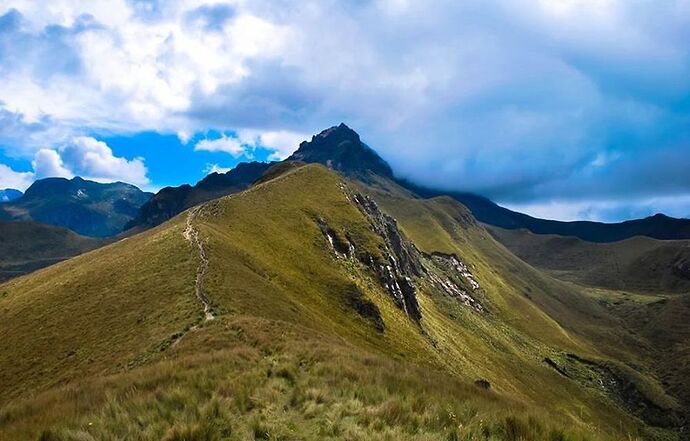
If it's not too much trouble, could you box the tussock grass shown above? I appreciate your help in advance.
[0,164,679,440]
[1,317,624,441]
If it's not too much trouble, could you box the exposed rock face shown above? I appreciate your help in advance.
[672,257,690,280]
[319,193,424,321]
[287,123,394,180]
[353,194,424,321]
[318,218,355,259]
[426,252,484,313]
[320,190,487,322]
[539,353,683,429]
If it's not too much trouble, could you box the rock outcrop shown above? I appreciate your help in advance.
[353,194,425,321]
[320,190,487,322]
[427,252,484,313]
[287,123,394,180]
[672,257,690,280]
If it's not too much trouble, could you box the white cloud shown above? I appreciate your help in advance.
[503,194,690,222]
[237,129,307,160]
[194,129,306,160]
[0,137,149,190]
[177,130,192,144]
[0,163,34,191]
[0,1,293,142]
[203,163,232,174]
[32,148,72,179]
[0,0,689,220]
[194,134,247,157]
[59,137,149,185]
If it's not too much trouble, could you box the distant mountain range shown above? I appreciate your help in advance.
[0,177,152,237]
[125,161,274,230]
[0,188,22,203]
[400,183,690,243]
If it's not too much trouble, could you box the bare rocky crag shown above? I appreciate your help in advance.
[320,190,486,326]
[352,193,425,321]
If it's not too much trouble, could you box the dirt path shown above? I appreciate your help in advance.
[183,206,214,321]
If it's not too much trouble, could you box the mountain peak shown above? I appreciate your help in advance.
[0,188,22,203]
[316,122,358,140]
[287,123,393,179]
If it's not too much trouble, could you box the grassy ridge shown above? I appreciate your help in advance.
[0,164,679,440]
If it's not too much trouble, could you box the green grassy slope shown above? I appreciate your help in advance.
[0,164,680,440]
[0,220,104,282]
[579,287,690,418]
[0,217,199,403]
[487,226,690,293]
[484,226,690,417]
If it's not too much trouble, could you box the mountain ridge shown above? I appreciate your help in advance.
[2,162,680,439]
[122,123,690,243]
[402,183,690,243]
[285,123,690,243]
[0,220,103,282]
[125,161,274,230]
[0,188,22,202]
[0,176,152,237]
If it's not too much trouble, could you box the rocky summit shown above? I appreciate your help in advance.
[288,123,395,179]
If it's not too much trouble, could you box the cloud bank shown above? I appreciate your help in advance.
[0,137,149,190]
[0,0,688,220]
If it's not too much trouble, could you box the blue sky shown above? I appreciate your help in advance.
[0,0,689,221]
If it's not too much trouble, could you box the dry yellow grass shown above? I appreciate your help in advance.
[0,164,679,440]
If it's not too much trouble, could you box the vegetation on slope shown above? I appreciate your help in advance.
[486,226,690,293]
[0,220,103,282]
[0,164,681,440]
[485,226,690,416]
